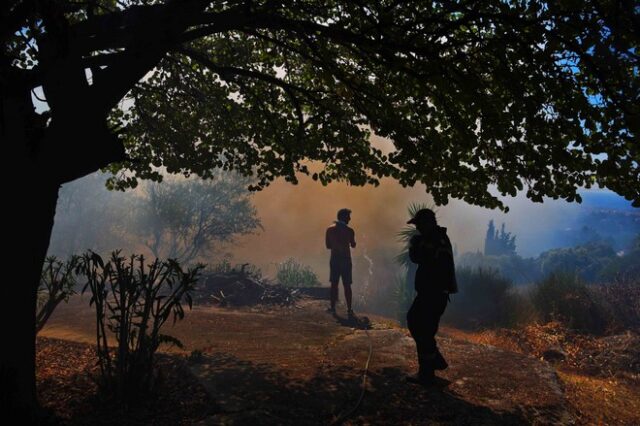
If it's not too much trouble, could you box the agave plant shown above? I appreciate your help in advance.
[395,202,436,325]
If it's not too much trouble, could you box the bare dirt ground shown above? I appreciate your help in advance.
[40,296,578,425]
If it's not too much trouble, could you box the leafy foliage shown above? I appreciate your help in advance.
[275,257,321,288]
[443,268,533,329]
[598,234,640,282]
[209,259,263,281]
[458,238,636,284]
[77,251,203,401]
[537,242,617,282]
[456,252,540,284]
[36,256,79,333]
[530,272,612,334]
[49,172,261,263]
[7,0,626,209]
[133,174,262,263]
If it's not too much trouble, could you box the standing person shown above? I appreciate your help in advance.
[326,208,356,318]
[405,208,458,385]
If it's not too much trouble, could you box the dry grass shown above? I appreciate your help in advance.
[558,371,640,425]
[444,323,640,426]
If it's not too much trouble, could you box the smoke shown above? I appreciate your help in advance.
[229,173,431,277]
[229,176,638,275]
[50,168,638,284]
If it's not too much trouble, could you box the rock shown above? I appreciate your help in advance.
[542,346,567,362]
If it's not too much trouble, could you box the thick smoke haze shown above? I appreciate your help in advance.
[49,169,638,284]
[229,173,638,278]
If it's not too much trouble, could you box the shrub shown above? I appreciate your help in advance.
[443,267,534,329]
[588,278,640,332]
[78,251,203,401]
[536,242,616,282]
[209,259,262,280]
[276,258,320,287]
[456,252,540,284]
[36,255,79,333]
[530,272,613,334]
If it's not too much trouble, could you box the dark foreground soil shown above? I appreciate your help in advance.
[38,297,582,425]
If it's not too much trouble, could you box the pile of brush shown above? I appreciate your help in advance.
[194,270,299,306]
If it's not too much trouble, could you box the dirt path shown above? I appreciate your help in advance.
[42,297,573,425]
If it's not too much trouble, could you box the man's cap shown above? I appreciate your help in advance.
[407,208,436,225]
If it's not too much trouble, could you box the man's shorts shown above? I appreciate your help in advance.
[330,256,352,285]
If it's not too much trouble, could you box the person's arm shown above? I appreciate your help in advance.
[350,229,356,248]
[326,227,332,250]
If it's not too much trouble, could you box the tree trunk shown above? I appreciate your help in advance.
[1,179,59,420]
[1,89,61,420]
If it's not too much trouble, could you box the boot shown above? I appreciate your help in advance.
[434,349,448,370]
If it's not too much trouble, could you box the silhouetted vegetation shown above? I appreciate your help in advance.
[133,175,262,263]
[598,235,640,282]
[443,267,639,335]
[458,236,639,285]
[276,258,321,288]
[444,268,534,330]
[36,256,79,333]
[531,273,612,334]
[209,259,263,281]
[537,242,617,282]
[77,251,203,402]
[49,172,261,264]
[484,221,517,256]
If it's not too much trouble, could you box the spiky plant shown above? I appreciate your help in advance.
[395,202,436,325]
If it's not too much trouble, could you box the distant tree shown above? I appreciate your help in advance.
[598,234,640,282]
[4,0,639,416]
[456,251,540,285]
[484,220,517,256]
[134,174,261,264]
[537,241,617,282]
[49,173,132,257]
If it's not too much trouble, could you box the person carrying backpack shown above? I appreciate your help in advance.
[405,208,458,386]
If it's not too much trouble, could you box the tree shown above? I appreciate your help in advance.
[135,174,261,263]
[2,0,638,416]
[48,172,133,257]
[484,220,517,256]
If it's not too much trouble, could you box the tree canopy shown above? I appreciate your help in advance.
[136,174,261,263]
[4,1,639,210]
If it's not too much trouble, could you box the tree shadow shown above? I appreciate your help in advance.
[191,352,531,425]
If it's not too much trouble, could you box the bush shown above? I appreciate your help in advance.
[589,278,640,332]
[78,251,203,402]
[598,235,640,282]
[443,267,534,330]
[530,272,613,334]
[209,259,262,280]
[536,242,616,282]
[36,255,79,333]
[456,252,540,284]
[276,258,320,287]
